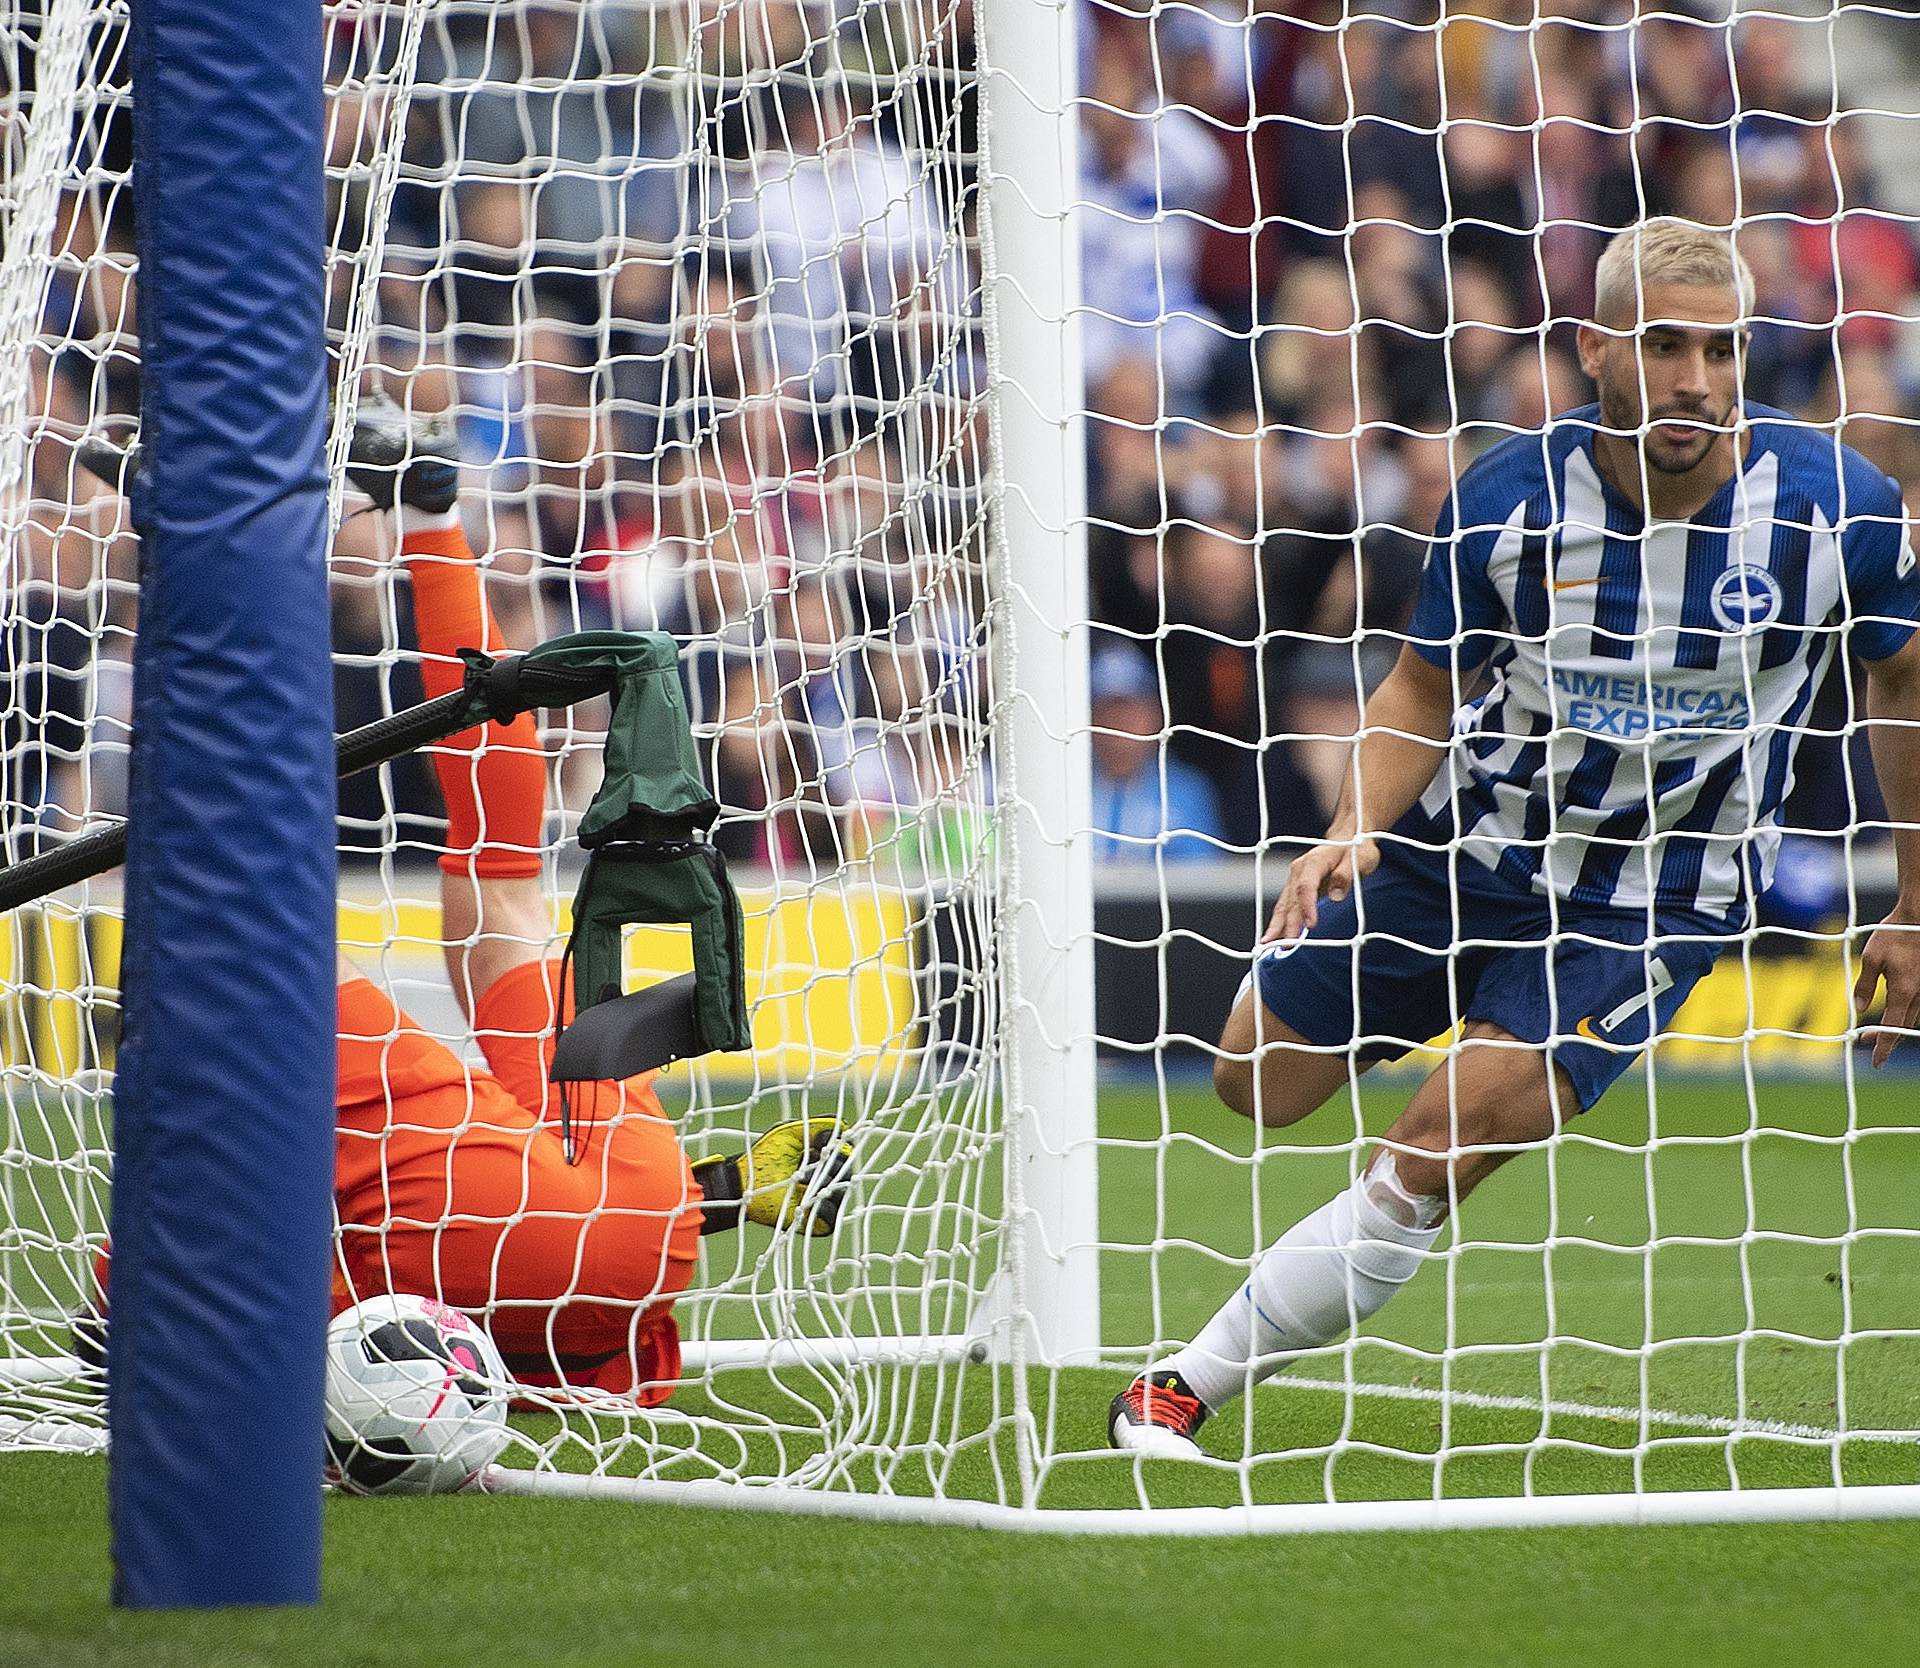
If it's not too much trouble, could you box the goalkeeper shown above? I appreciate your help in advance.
[1113,218,1920,1456]
[90,398,847,1404]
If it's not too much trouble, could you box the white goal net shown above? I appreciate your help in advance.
[5,0,1920,1532]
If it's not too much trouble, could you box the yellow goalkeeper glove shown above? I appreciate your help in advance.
[692,1118,853,1238]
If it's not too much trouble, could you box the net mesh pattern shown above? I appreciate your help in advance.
[4,0,1920,1516]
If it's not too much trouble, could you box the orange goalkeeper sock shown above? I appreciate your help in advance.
[401,513,544,879]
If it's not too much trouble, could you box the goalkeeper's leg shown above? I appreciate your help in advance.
[388,464,551,1016]
[1113,1025,1572,1456]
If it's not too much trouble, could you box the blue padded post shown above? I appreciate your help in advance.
[109,0,335,1608]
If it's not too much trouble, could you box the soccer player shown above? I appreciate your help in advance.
[1110,218,1920,1457]
[85,398,844,1404]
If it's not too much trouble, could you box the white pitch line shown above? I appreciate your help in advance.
[1279,1376,1899,1444]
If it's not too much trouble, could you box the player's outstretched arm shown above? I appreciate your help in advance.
[1857,633,1920,1067]
[1267,646,1456,943]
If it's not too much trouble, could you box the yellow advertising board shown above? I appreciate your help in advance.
[0,884,918,1082]
[336,884,919,1080]
[0,895,1870,1084]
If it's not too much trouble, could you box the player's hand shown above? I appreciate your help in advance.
[739,1119,854,1235]
[691,1119,854,1238]
[1855,904,1920,1068]
[1264,836,1380,945]
[343,391,460,514]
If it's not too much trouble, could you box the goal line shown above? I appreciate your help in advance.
[478,1469,1920,1539]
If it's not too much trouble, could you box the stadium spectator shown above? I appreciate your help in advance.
[706,655,838,869]
[1440,120,1534,312]
[2,367,136,848]
[1350,181,1451,430]
[1156,2,1263,329]
[1444,258,1531,437]
[407,3,682,302]
[1267,14,1354,264]
[1810,341,1920,491]
[1741,219,1839,413]
[727,79,950,408]
[837,635,991,879]
[1344,14,1448,231]
[1529,67,1641,323]
[1258,424,1444,827]
[1624,5,1736,190]
[1733,14,1826,214]
[1668,140,1740,240]
[773,569,863,805]
[1088,643,1227,864]
[1502,342,1592,435]
[1261,260,1365,432]
[1157,519,1268,844]
[13,0,1919,877]
[1079,40,1229,409]
[1088,355,1171,535]
[1788,114,1920,356]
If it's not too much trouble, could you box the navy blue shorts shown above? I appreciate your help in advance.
[1252,838,1734,1110]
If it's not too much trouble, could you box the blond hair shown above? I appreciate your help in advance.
[1592,218,1755,326]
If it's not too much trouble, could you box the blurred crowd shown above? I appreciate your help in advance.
[5,0,1917,888]
[1080,0,1919,862]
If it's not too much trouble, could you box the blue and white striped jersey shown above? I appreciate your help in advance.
[1407,403,1920,918]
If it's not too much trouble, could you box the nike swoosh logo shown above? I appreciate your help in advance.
[1552,577,1602,592]
[1574,1016,1606,1041]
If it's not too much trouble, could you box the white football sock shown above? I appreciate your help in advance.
[1161,1153,1445,1413]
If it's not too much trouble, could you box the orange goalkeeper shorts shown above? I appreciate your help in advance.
[332,958,701,1404]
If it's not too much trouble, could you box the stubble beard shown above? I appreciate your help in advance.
[1597,378,1727,477]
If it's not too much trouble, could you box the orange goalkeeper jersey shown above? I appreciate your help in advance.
[332,958,701,1403]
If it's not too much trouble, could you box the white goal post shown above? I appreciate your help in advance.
[7,0,1920,1537]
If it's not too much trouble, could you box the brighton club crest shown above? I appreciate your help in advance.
[1709,564,1783,632]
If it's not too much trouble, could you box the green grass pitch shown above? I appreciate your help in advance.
[5,1071,1920,1662]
